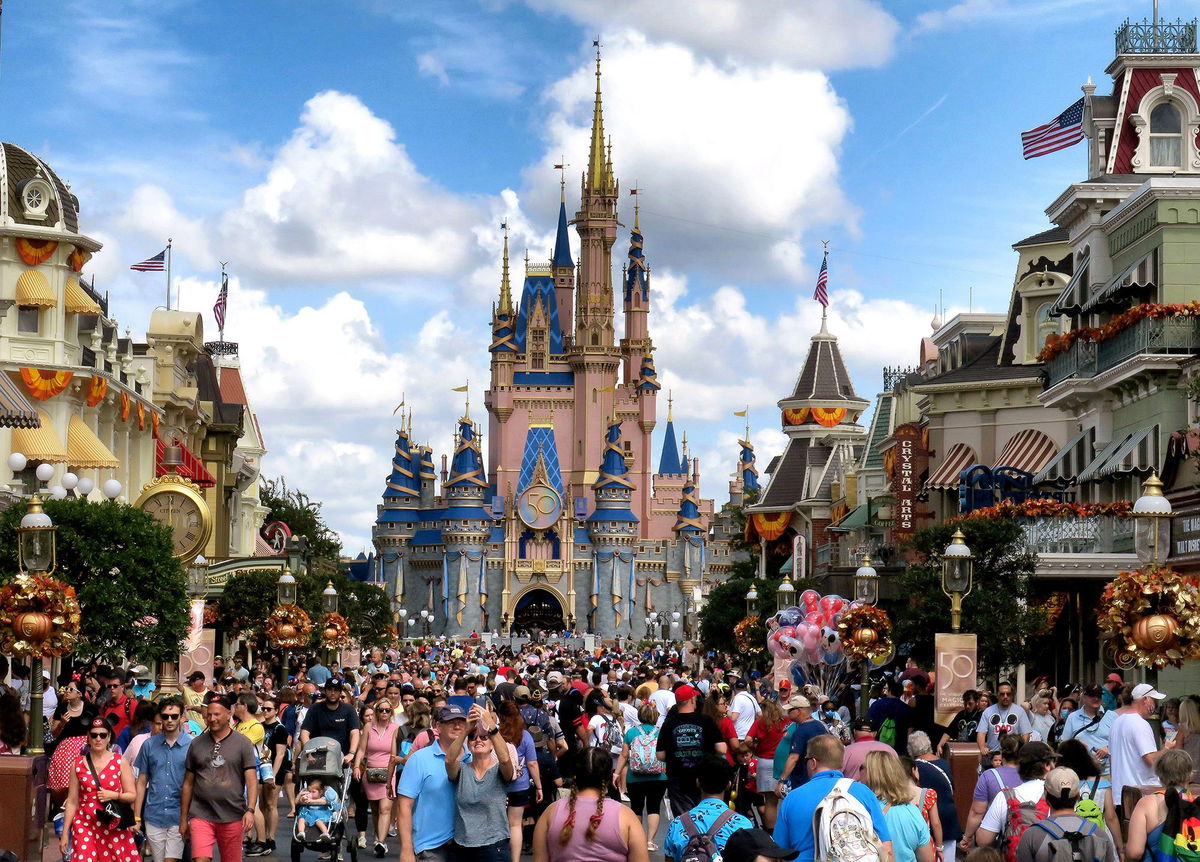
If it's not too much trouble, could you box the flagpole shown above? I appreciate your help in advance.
[165,238,173,309]
[219,262,227,342]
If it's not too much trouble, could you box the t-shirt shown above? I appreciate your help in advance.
[977,703,1032,751]
[949,707,982,743]
[1109,712,1159,799]
[658,711,723,787]
[649,688,677,727]
[1016,813,1117,862]
[624,724,667,784]
[184,728,257,824]
[300,701,361,754]
[236,718,265,750]
[980,778,1045,834]
[508,730,537,792]
[868,697,914,753]
[915,758,963,841]
[554,689,586,754]
[787,719,832,787]
[747,716,788,760]
[589,714,622,754]
[974,766,1022,803]
[730,690,761,739]
[263,720,291,771]
[307,664,332,686]
[883,801,932,862]
[773,769,892,862]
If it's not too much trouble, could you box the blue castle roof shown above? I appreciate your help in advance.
[553,200,573,268]
[447,419,487,488]
[490,311,517,353]
[624,222,648,304]
[517,426,565,497]
[594,420,634,489]
[638,354,661,392]
[658,417,681,475]
[739,439,760,492]
[382,429,421,501]
[673,480,704,533]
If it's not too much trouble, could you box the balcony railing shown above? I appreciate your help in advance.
[1116,19,1198,54]
[1020,515,1134,555]
[1046,317,1200,387]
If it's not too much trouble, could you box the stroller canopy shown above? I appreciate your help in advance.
[297,736,345,781]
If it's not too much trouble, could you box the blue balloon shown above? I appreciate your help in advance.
[776,607,802,628]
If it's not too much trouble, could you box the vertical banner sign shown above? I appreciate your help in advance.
[935,633,978,725]
[889,423,927,544]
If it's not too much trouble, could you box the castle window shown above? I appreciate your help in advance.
[591,332,599,346]
[531,354,544,369]
[1150,102,1183,167]
[17,305,39,334]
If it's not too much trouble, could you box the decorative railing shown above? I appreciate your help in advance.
[1116,19,1198,54]
[1046,317,1200,387]
[1020,515,1134,554]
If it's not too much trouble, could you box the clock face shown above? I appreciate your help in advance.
[517,483,563,530]
[140,488,208,559]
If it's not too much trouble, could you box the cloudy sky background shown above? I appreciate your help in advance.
[0,0,1172,549]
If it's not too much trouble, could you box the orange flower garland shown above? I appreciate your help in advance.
[837,605,893,662]
[948,499,1132,524]
[782,408,809,426]
[1038,302,1200,362]
[86,376,107,408]
[21,368,73,401]
[1099,565,1200,669]
[68,246,91,272]
[266,605,312,648]
[15,238,57,266]
[812,407,848,427]
[320,612,351,649]
[749,511,791,541]
[0,572,82,657]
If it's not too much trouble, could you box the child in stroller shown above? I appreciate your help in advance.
[297,777,339,839]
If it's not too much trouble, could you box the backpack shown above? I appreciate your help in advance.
[1074,776,1104,828]
[1030,817,1102,862]
[811,777,885,862]
[680,808,736,862]
[630,726,665,776]
[878,717,897,748]
[1155,788,1200,862]
[999,786,1050,862]
[602,716,623,751]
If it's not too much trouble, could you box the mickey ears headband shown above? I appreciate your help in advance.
[89,718,109,731]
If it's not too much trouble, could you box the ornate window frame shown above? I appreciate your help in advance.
[1129,74,1200,172]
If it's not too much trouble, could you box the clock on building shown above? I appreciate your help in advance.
[517,483,563,530]
[134,475,213,561]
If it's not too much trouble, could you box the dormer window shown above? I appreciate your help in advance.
[1150,102,1183,167]
[17,178,52,221]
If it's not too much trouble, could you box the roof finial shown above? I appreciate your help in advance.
[667,389,673,422]
[631,184,640,229]
[586,37,607,193]
[499,220,512,314]
[554,156,569,202]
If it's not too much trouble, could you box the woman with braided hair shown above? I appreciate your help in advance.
[532,746,649,862]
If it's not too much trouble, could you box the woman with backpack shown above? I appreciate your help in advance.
[615,702,668,852]
[864,751,935,862]
[498,700,541,862]
[1124,749,1195,862]
[1056,739,1123,852]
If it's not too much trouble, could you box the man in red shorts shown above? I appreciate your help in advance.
[180,693,258,862]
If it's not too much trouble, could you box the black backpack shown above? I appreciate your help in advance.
[680,809,737,862]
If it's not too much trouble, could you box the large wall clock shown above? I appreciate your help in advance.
[134,475,213,561]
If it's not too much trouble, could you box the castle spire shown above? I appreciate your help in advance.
[658,391,683,475]
[586,39,608,194]
[552,197,573,268]
[499,220,513,314]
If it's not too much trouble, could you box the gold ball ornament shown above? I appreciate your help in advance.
[12,610,53,643]
[278,623,297,640]
[851,626,879,647]
[1132,613,1179,650]
[324,626,338,641]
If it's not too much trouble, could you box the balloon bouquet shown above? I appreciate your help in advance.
[765,589,849,698]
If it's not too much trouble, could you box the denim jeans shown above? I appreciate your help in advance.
[453,838,509,862]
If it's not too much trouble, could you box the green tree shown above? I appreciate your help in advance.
[217,568,281,638]
[889,518,1044,679]
[260,477,342,576]
[0,498,190,662]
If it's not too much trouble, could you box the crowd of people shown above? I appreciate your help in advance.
[1,644,1197,862]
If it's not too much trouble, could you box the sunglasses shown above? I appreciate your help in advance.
[89,732,110,739]
[469,734,490,741]
[107,684,122,689]
[376,708,393,714]
[160,714,182,721]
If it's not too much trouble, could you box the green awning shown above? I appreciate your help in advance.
[828,504,869,532]
[780,555,793,574]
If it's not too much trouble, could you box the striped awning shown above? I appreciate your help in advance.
[1049,251,1088,317]
[1080,248,1157,314]
[11,409,68,462]
[1095,426,1158,480]
[64,277,102,315]
[925,442,978,490]
[1033,426,1095,485]
[16,270,56,309]
[67,414,119,469]
[155,438,216,487]
[0,373,41,428]
[993,429,1058,475]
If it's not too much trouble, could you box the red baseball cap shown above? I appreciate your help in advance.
[675,684,699,702]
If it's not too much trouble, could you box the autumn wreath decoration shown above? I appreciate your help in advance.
[837,605,893,663]
[1099,565,1200,669]
[266,604,312,649]
[1038,302,1200,362]
[733,616,764,656]
[949,499,1131,524]
[320,612,351,649]
[0,572,82,657]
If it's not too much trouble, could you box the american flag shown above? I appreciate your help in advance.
[130,249,166,271]
[813,251,829,307]
[1021,98,1085,159]
[214,272,228,331]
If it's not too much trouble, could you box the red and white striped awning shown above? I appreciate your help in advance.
[993,429,1058,475]
[925,442,977,490]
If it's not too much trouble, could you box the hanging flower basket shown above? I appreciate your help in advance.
[266,604,312,649]
[320,612,351,649]
[0,572,82,657]
[837,605,893,663]
[948,499,1132,524]
[1099,565,1200,669]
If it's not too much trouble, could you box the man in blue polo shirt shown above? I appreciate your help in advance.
[774,734,892,862]
[397,703,470,862]
[134,697,193,862]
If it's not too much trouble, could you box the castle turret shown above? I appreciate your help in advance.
[552,195,574,332]
[657,394,684,476]
[441,417,493,633]
[588,418,638,634]
[621,199,651,385]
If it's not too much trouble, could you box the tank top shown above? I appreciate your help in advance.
[546,794,628,862]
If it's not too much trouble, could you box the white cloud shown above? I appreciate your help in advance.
[520,33,856,282]
[913,0,1122,34]
[417,53,451,86]
[216,91,486,285]
[524,0,900,70]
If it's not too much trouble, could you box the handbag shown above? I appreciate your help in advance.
[365,767,390,783]
[85,752,135,830]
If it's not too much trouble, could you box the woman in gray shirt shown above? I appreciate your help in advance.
[445,703,516,862]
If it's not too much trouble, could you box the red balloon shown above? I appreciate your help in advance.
[819,595,834,613]
[805,611,822,625]
[828,598,845,614]
[801,589,820,608]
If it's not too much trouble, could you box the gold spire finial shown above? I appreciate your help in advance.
[555,156,568,202]
[632,183,640,230]
[498,220,512,314]
[586,37,608,194]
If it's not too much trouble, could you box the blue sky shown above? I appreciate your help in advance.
[0,0,1176,548]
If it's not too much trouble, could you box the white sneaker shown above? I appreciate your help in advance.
[358,833,368,849]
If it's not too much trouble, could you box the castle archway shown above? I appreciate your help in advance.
[511,588,565,635]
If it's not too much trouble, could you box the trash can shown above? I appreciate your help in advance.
[946,742,982,828]
[0,755,46,862]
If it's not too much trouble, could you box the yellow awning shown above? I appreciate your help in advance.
[67,414,119,469]
[11,410,68,463]
[15,270,56,309]
[64,277,101,315]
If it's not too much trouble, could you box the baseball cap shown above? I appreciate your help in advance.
[186,671,206,683]
[778,680,791,691]
[1132,683,1166,700]
[514,685,532,701]
[529,687,546,701]
[785,695,811,711]
[323,678,342,691]
[723,828,799,862]
[675,684,699,703]
[546,671,565,686]
[1044,767,1081,800]
[130,664,150,676]
[1106,673,1124,684]
[436,704,468,722]
[1018,741,1056,766]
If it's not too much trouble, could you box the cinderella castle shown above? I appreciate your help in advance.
[370,52,758,639]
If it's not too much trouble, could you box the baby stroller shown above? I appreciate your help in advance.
[291,736,357,862]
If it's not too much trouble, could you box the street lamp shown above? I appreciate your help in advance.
[321,581,339,664]
[853,554,879,717]
[744,585,758,617]
[420,609,432,637]
[941,530,974,635]
[16,494,56,755]
[276,568,297,606]
[776,573,795,612]
[187,555,209,598]
[1133,472,1173,565]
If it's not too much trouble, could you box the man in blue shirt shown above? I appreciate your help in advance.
[774,734,892,862]
[664,756,754,862]
[134,697,193,862]
[777,695,830,791]
[306,658,331,687]
[1062,684,1117,767]
[397,703,470,862]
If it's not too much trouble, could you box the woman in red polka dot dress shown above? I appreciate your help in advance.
[59,717,139,861]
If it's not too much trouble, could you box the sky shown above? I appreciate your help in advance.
[0,0,1179,551]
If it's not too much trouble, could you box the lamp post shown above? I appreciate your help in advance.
[854,554,880,718]
[744,585,758,618]
[322,581,339,666]
[941,530,974,635]
[567,613,577,635]
[500,611,509,638]
[420,609,432,638]
[16,494,56,755]
[776,573,795,612]
[273,568,297,687]
[397,608,407,644]
[1133,472,1174,699]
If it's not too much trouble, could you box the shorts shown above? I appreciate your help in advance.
[188,818,244,862]
[298,807,333,825]
[145,823,184,862]
[756,757,775,785]
[667,783,700,818]
[506,788,533,807]
[417,841,457,862]
[454,838,508,862]
[626,780,667,816]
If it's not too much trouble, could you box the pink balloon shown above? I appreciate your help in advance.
[802,628,820,650]
[806,646,822,665]
[777,625,797,641]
